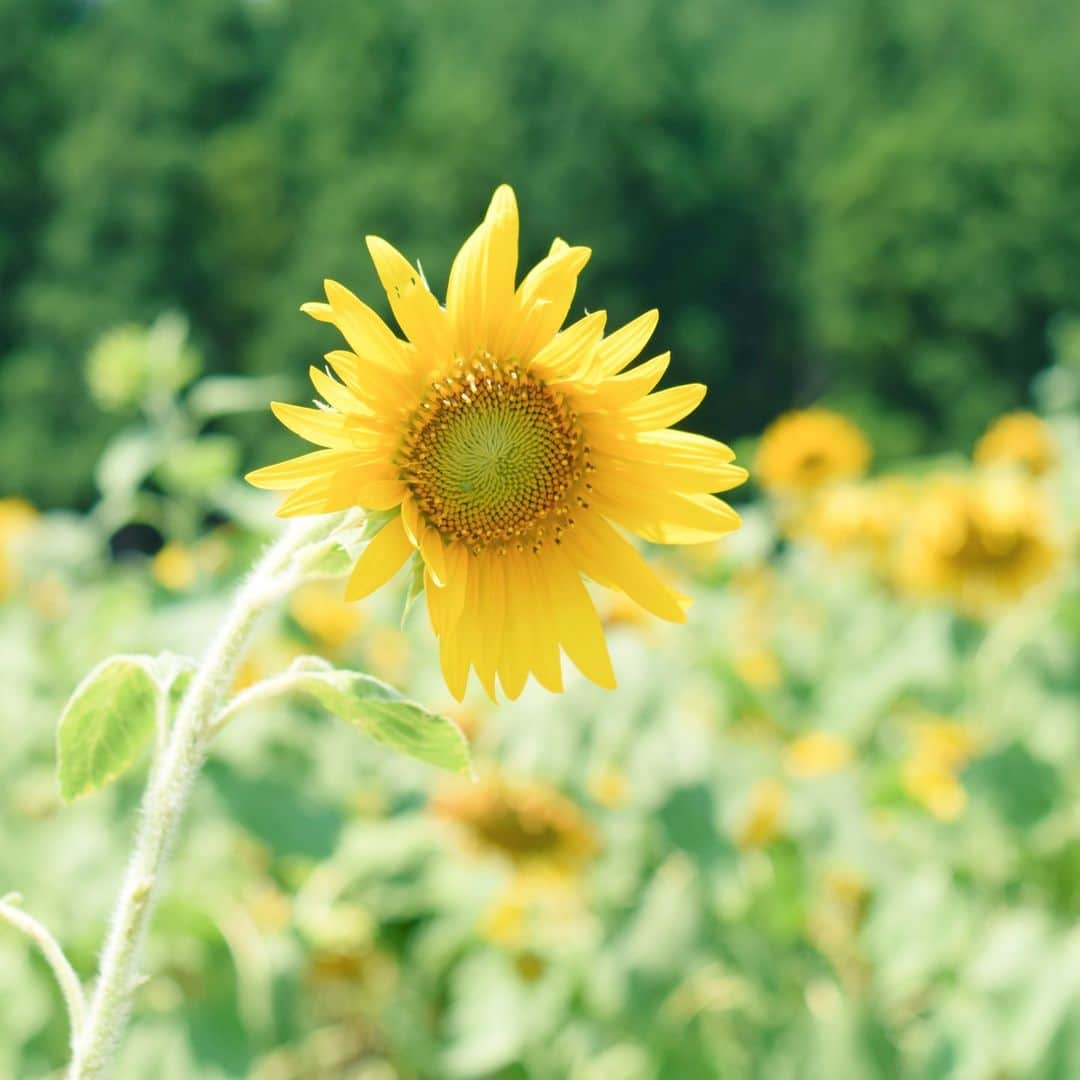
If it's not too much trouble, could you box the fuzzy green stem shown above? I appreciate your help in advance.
[67,514,341,1079]
[0,893,86,1053]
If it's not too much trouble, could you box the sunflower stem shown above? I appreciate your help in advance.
[0,893,87,1054]
[67,514,342,1080]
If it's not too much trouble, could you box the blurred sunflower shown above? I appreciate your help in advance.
[901,720,979,822]
[896,471,1059,616]
[289,580,364,653]
[755,408,870,495]
[432,774,598,874]
[0,498,38,600]
[796,476,913,566]
[735,777,787,849]
[974,411,1057,476]
[249,187,745,700]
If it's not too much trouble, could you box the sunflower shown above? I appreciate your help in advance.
[755,408,870,495]
[248,186,746,699]
[896,471,1059,616]
[432,774,598,873]
[974,411,1057,476]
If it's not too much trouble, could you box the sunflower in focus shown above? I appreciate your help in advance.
[755,409,870,495]
[896,471,1059,616]
[248,186,746,699]
[974,411,1057,476]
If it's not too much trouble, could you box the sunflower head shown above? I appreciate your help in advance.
[755,408,871,495]
[248,185,746,700]
[432,774,598,872]
[974,411,1057,476]
[895,471,1059,616]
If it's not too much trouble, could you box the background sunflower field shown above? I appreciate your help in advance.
[3,1,1080,1077]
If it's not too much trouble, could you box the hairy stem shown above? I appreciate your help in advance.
[0,893,86,1052]
[67,515,340,1080]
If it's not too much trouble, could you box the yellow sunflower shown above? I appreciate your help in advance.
[896,471,1059,616]
[247,185,746,699]
[755,408,870,495]
[974,411,1057,476]
[432,774,598,873]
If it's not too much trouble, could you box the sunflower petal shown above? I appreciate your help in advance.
[344,515,414,601]
[446,184,520,356]
[594,309,659,378]
[365,236,452,362]
[542,549,616,689]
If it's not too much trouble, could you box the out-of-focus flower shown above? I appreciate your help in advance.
[785,731,853,778]
[587,766,630,809]
[289,581,365,653]
[795,476,913,565]
[247,185,745,701]
[735,778,786,848]
[365,627,411,684]
[433,774,598,873]
[755,409,871,495]
[151,542,198,592]
[232,637,306,692]
[901,721,979,822]
[975,411,1057,476]
[896,471,1060,616]
[0,498,38,600]
[733,646,782,691]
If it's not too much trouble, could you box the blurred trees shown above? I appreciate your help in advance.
[4,0,1080,506]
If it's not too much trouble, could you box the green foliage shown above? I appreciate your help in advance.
[243,655,473,777]
[56,653,192,801]
[5,0,1080,504]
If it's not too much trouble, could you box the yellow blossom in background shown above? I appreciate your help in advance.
[247,185,745,700]
[975,411,1057,476]
[755,408,871,495]
[733,646,782,691]
[364,627,411,684]
[0,498,38,600]
[785,731,853,778]
[796,476,913,565]
[896,471,1059,616]
[587,766,630,809]
[289,581,365,653]
[432,774,598,874]
[901,721,979,822]
[151,542,198,592]
[735,778,787,848]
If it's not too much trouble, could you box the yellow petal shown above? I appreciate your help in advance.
[270,402,352,448]
[419,525,448,587]
[498,551,531,700]
[542,549,615,689]
[246,449,358,491]
[365,236,452,362]
[577,352,670,409]
[521,551,564,692]
[322,279,411,373]
[309,366,364,415]
[593,309,659,378]
[475,552,505,701]
[566,515,687,622]
[594,451,748,495]
[529,311,607,382]
[344,515,414,601]
[500,241,591,361]
[591,488,741,544]
[619,384,707,431]
[446,185,519,356]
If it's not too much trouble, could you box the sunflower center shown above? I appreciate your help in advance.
[399,356,584,552]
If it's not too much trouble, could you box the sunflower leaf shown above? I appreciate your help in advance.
[57,655,160,802]
[258,656,472,776]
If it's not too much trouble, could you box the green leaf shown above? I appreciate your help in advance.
[260,656,471,776]
[401,555,426,629]
[56,651,196,802]
[57,655,161,802]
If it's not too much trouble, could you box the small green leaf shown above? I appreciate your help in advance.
[260,656,471,776]
[57,655,162,801]
[401,555,426,629]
